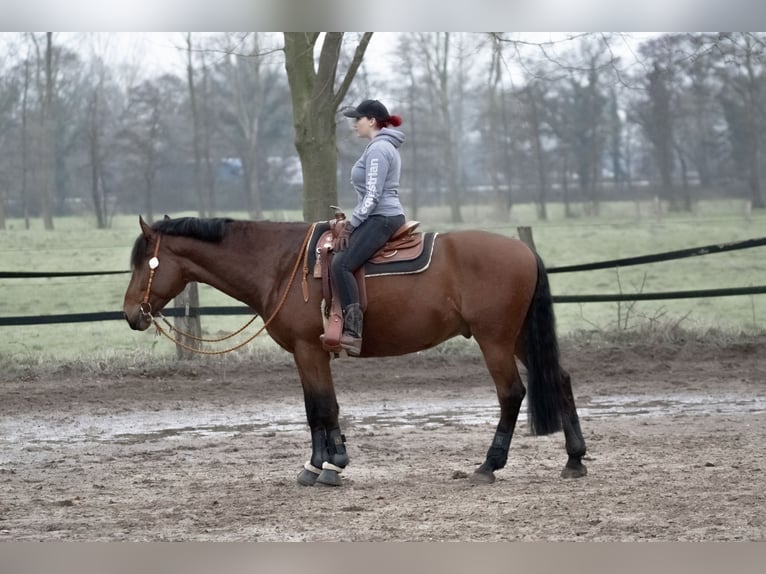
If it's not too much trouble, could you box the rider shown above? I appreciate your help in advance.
[331,99,406,356]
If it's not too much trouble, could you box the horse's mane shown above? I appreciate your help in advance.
[130,217,233,268]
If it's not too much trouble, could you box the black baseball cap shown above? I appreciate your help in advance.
[342,99,390,121]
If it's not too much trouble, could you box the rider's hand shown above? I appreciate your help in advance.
[333,221,353,252]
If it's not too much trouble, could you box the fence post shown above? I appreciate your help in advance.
[173,282,202,359]
[517,226,537,251]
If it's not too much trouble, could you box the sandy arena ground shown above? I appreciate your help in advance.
[1,337,765,541]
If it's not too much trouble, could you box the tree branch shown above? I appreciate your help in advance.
[333,32,373,110]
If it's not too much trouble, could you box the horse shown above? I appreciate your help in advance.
[122,215,587,487]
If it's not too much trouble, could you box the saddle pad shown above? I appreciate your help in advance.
[305,222,438,277]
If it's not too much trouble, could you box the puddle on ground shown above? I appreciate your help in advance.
[2,392,764,454]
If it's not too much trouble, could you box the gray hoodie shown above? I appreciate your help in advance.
[348,127,405,228]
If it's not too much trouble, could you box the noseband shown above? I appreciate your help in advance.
[139,234,162,318]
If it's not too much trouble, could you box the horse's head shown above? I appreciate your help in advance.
[123,216,187,331]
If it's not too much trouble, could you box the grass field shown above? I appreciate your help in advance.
[1,198,764,362]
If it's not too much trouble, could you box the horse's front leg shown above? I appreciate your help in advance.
[293,342,349,487]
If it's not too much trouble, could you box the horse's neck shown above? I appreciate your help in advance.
[178,221,306,315]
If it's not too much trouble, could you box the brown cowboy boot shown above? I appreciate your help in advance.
[339,303,363,356]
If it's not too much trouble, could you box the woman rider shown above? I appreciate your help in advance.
[331,99,406,356]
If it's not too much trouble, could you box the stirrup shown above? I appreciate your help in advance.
[339,335,362,356]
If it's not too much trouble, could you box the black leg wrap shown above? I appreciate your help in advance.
[325,428,348,469]
[563,415,587,458]
[310,428,329,469]
[484,429,513,471]
[297,429,329,486]
[316,428,348,487]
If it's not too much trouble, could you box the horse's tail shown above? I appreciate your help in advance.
[522,251,564,436]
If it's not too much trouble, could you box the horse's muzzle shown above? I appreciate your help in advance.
[124,306,152,331]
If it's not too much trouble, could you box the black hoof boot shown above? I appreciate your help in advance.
[315,429,348,486]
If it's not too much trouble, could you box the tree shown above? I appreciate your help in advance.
[0,40,22,229]
[185,33,207,217]
[213,33,289,219]
[283,33,372,222]
[481,35,515,220]
[519,81,551,219]
[644,61,677,209]
[714,32,766,208]
[410,32,466,223]
[85,55,109,228]
[31,32,56,229]
[120,75,185,222]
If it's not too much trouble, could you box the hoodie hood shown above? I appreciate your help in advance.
[373,127,405,148]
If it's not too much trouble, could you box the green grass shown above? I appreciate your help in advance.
[1,199,764,362]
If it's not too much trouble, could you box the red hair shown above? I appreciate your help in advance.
[380,114,402,128]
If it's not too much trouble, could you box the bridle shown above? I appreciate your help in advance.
[139,234,162,320]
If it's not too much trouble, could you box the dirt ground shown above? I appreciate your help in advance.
[1,336,765,541]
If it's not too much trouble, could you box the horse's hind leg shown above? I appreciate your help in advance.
[471,342,526,484]
[294,343,349,487]
[559,368,587,478]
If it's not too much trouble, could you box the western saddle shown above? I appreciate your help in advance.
[314,212,424,353]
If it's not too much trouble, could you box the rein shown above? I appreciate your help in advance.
[141,223,316,355]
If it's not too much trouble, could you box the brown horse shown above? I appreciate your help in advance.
[123,216,587,486]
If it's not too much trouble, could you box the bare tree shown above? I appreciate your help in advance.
[411,32,464,223]
[714,32,766,209]
[20,46,32,229]
[523,82,550,220]
[0,40,21,229]
[120,75,184,222]
[215,33,279,219]
[283,32,372,222]
[30,32,56,229]
[198,48,217,217]
[393,34,423,219]
[185,33,207,217]
[82,39,115,229]
[483,36,514,221]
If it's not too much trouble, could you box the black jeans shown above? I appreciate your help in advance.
[331,214,405,310]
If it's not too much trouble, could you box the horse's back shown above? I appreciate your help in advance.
[436,229,538,277]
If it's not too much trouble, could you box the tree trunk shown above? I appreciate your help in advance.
[200,51,216,216]
[406,71,420,219]
[675,143,692,212]
[438,35,462,224]
[0,187,6,229]
[283,32,372,223]
[241,157,262,219]
[186,34,206,217]
[744,48,765,208]
[88,89,107,229]
[37,32,56,230]
[562,153,573,218]
[528,89,548,221]
[21,55,31,229]
[295,119,337,222]
[487,44,508,222]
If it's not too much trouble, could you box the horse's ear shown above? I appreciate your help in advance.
[139,216,153,240]
[163,214,171,220]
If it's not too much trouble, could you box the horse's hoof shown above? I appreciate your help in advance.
[297,468,319,486]
[316,469,343,486]
[469,469,496,484]
[561,463,587,479]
